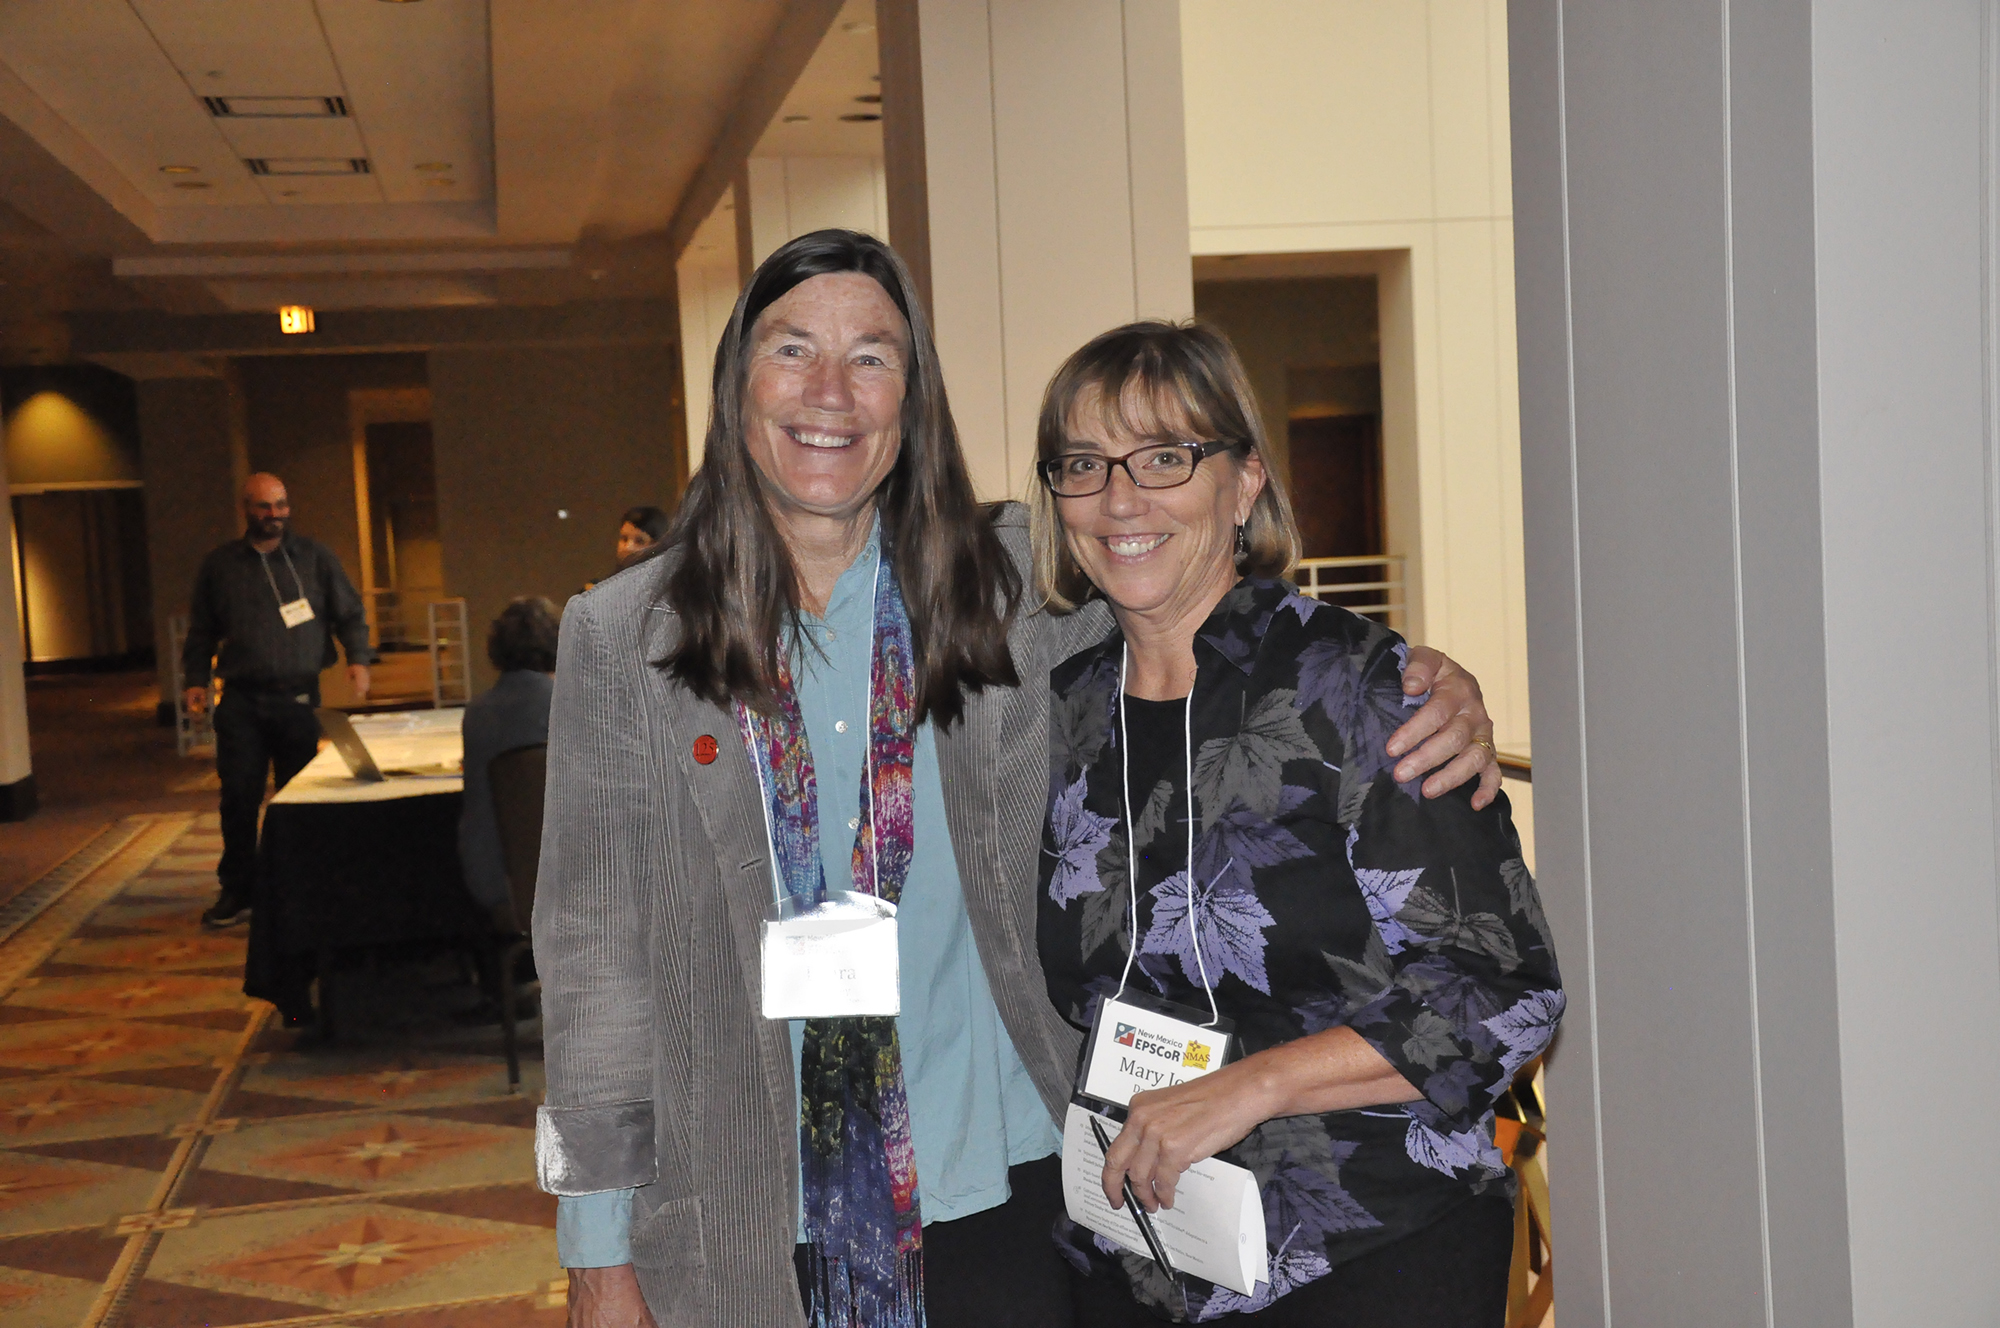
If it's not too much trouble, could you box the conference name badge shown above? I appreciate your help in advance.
[1078,993,1236,1108]
[760,890,900,1020]
[278,598,316,629]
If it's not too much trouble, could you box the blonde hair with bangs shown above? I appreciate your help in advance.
[1029,319,1302,612]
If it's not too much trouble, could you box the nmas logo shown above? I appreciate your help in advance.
[1112,1023,1185,1060]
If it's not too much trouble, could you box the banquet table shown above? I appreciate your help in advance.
[243,708,489,1023]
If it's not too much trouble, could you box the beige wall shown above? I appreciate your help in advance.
[0,427,25,788]
[236,354,428,594]
[4,387,141,486]
[235,354,427,705]
[1181,0,1530,759]
[745,155,889,267]
[429,343,681,692]
[678,156,891,473]
[136,375,245,704]
[677,248,740,474]
[882,0,1193,500]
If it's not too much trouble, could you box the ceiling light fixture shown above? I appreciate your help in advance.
[174,181,213,190]
[160,164,199,174]
[205,95,348,118]
[782,114,809,123]
[839,113,882,122]
[854,94,882,104]
[279,306,315,334]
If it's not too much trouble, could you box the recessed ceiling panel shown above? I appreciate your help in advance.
[129,0,345,97]
[0,0,259,207]
[315,0,493,206]
[756,0,883,158]
[255,173,382,206]
[212,114,371,165]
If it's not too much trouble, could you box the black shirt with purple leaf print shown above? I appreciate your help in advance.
[1038,578,1564,1321]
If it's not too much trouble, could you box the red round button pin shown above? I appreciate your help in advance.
[692,735,719,765]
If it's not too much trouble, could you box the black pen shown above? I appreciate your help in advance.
[1089,1114,1177,1278]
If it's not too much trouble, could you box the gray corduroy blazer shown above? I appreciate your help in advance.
[532,504,1111,1326]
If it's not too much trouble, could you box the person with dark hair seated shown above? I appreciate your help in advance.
[615,505,670,566]
[459,596,560,926]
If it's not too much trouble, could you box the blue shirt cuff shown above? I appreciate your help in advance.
[556,1188,634,1267]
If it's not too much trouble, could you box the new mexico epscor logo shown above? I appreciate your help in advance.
[1110,1022,1187,1060]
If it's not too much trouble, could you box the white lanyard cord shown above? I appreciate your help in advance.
[863,550,883,901]
[258,545,307,610]
[1113,642,1221,1028]
[752,543,886,908]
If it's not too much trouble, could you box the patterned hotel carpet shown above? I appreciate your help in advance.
[0,814,567,1328]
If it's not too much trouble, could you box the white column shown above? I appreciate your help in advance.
[743,155,890,268]
[0,411,34,817]
[1510,1,2000,1323]
[880,0,1193,500]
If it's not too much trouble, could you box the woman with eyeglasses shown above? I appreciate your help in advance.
[535,233,1507,1328]
[1033,321,1562,1326]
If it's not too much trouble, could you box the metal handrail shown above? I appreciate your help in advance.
[1292,554,1407,625]
[427,598,471,708]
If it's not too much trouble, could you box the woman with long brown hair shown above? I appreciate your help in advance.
[532,231,1502,1328]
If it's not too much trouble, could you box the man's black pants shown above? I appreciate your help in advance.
[213,687,322,898]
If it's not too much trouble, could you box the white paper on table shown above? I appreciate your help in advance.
[1061,1102,1268,1295]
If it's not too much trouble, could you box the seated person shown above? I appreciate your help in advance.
[459,596,559,928]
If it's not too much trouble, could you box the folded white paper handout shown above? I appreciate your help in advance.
[1060,1102,1268,1295]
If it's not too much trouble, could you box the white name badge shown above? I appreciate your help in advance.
[278,598,316,629]
[761,891,900,1020]
[1079,995,1235,1107]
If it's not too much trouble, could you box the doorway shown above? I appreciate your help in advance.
[1194,261,1408,628]
[348,387,444,706]
[11,486,153,670]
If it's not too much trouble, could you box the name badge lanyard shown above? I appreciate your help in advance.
[1112,641,1221,1030]
[750,553,900,1021]
[747,551,886,910]
[1074,643,1239,1115]
[259,545,313,625]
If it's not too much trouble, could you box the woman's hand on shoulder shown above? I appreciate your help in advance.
[568,1265,658,1328]
[1390,646,1501,808]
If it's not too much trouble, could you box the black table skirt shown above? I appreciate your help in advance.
[244,790,489,1017]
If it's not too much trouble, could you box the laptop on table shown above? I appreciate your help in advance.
[314,709,462,782]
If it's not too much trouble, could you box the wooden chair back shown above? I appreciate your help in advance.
[487,743,547,936]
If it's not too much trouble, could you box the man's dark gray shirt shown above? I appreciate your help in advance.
[182,533,373,687]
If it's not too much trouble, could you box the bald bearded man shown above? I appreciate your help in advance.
[182,474,374,928]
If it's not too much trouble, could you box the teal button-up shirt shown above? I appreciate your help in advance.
[556,523,1057,1265]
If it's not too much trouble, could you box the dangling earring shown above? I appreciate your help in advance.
[1235,523,1250,558]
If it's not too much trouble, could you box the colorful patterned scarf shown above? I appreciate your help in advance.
[737,548,924,1328]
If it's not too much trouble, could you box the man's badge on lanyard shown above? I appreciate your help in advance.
[1078,989,1236,1108]
[761,891,900,1020]
[262,547,316,629]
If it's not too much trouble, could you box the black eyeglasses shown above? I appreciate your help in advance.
[1036,439,1245,497]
